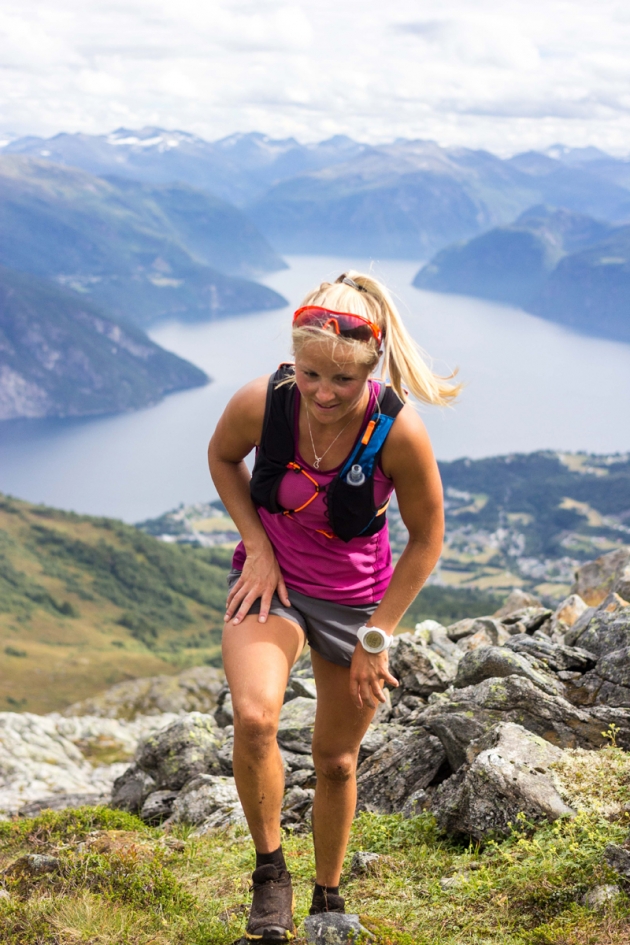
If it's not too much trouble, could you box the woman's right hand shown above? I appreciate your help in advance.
[225,541,291,625]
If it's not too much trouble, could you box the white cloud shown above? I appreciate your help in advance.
[0,0,629,154]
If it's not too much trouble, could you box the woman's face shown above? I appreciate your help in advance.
[294,340,372,425]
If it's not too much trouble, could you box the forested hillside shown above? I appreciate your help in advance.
[0,495,231,713]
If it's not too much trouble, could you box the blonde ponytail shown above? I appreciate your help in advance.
[296,271,461,406]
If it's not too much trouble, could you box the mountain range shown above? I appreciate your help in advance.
[413,206,630,344]
[3,128,630,422]
[0,155,286,329]
[6,130,630,258]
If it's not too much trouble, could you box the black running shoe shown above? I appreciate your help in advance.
[245,864,295,942]
[309,886,345,915]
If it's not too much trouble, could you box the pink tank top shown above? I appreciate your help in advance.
[232,380,394,605]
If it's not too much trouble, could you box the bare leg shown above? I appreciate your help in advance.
[222,613,305,853]
[310,649,376,886]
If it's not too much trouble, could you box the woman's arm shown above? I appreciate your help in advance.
[348,404,444,708]
[208,375,291,624]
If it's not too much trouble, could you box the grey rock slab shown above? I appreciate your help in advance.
[110,764,157,814]
[389,636,458,697]
[277,697,317,754]
[414,674,614,752]
[358,723,407,764]
[303,913,373,943]
[595,647,630,688]
[421,712,488,771]
[140,789,178,824]
[573,611,630,659]
[454,646,561,696]
[166,774,244,828]
[136,712,223,790]
[500,608,553,635]
[504,635,596,673]
[431,722,574,840]
[356,727,446,814]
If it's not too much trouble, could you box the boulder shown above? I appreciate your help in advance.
[454,646,561,696]
[165,774,245,831]
[571,548,630,606]
[494,589,543,618]
[446,618,477,642]
[431,722,574,840]
[276,697,317,754]
[571,611,630,659]
[389,636,458,697]
[413,674,621,753]
[460,619,510,651]
[499,608,553,636]
[110,765,157,814]
[550,595,588,636]
[356,727,446,813]
[414,622,462,661]
[136,713,224,790]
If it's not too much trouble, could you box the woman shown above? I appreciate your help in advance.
[208,271,459,942]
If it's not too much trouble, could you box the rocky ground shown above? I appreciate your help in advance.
[2,547,630,942]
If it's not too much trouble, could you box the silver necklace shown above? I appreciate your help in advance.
[305,405,357,470]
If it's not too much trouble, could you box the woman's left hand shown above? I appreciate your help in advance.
[349,645,399,710]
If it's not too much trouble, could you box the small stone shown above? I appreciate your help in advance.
[350,851,381,875]
[0,888,10,900]
[439,875,464,891]
[6,854,60,876]
[303,913,373,943]
[581,884,620,910]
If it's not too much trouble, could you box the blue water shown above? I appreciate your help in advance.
[1,255,629,522]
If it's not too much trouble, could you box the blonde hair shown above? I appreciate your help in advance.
[293,271,461,406]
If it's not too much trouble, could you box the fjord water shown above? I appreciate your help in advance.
[1,255,629,523]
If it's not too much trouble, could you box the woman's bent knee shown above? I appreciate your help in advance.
[314,751,356,784]
[233,704,279,747]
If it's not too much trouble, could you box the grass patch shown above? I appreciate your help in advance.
[1,796,629,944]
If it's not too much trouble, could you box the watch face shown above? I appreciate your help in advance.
[364,630,383,650]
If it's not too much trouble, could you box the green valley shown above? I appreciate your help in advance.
[0,494,231,714]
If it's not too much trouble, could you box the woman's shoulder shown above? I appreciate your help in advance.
[222,373,272,443]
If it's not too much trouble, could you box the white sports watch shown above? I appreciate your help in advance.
[357,625,393,654]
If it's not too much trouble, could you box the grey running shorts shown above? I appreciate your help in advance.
[226,570,378,667]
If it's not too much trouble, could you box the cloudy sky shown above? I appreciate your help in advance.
[2,0,630,153]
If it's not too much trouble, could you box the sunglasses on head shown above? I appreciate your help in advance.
[293,306,383,347]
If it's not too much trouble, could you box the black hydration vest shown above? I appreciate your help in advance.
[249,364,404,543]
